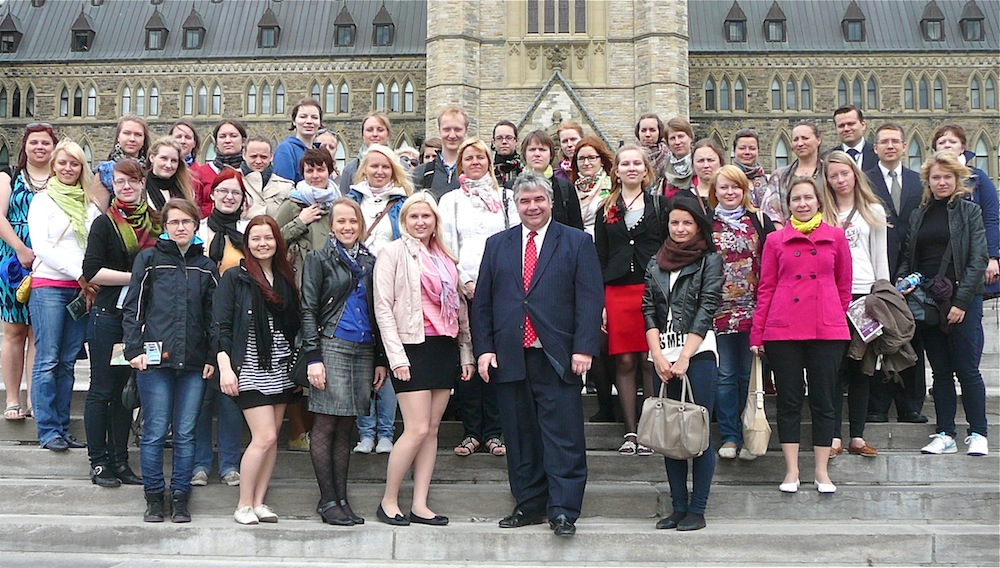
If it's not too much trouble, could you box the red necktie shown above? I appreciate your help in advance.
[523,231,538,348]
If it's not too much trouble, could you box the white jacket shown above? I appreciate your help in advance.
[27,193,98,282]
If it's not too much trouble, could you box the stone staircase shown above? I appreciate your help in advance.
[0,299,997,565]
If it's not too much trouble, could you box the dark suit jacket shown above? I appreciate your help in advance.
[503,175,585,231]
[865,164,923,278]
[473,221,603,384]
[833,140,879,172]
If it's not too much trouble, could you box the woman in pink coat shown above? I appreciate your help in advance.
[750,177,852,495]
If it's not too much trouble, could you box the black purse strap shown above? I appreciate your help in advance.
[937,239,953,281]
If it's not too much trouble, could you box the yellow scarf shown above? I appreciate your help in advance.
[790,211,822,235]
[46,177,89,247]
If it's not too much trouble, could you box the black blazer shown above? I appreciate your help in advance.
[865,164,923,278]
[828,140,879,172]
[472,221,603,384]
[594,192,670,285]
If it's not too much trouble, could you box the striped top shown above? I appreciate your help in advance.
[238,312,294,395]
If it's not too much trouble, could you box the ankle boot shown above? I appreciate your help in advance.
[143,492,165,522]
[113,462,142,485]
[171,491,191,523]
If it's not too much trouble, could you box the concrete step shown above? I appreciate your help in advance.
[2,478,995,523]
[0,515,995,566]
[2,416,998,455]
[2,445,997,485]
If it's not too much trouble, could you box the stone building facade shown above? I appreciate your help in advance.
[0,0,427,169]
[687,0,1000,182]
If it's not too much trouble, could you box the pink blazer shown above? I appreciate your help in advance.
[750,222,852,346]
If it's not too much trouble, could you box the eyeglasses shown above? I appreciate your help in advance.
[214,189,242,197]
[576,155,600,163]
[876,139,904,146]
[165,219,197,228]
[112,178,143,187]
[493,135,516,143]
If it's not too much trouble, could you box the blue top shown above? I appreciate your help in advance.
[333,279,373,343]
[272,136,313,184]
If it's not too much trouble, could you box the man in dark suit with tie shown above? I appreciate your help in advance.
[865,122,928,424]
[832,105,878,171]
[473,171,603,537]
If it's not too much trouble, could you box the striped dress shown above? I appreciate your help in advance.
[0,171,35,324]
[237,313,294,395]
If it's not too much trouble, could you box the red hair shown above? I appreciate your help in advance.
[242,215,298,306]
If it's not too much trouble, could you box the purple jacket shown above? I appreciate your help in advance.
[750,222,853,346]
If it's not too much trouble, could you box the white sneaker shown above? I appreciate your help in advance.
[921,433,957,454]
[718,445,737,459]
[234,506,258,525]
[965,433,989,456]
[191,471,209,486]
[738,448,757,461]
[253,504,278,523]
[353,437,375,454]
[222,471,241,486]
[375,437,394,454]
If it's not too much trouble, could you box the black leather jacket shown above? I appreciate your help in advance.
[641,251,724,339]
[898,197,988,310]
[300,242,385,364]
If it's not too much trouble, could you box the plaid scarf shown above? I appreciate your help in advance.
[108,198,158,256]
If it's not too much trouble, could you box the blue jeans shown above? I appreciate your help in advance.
[137,368,205,494]
[357,377,396,441]
[193,387,243,477]
[663,356,718,515]
[714,331,751,446]
[84,307,132,468]
[30,287,88,447]
[920,295,988,439]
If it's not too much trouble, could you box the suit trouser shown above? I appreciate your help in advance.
[765,340,846,447]
[494,348,588,521]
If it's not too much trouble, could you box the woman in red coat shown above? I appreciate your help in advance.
[750,177,852,495]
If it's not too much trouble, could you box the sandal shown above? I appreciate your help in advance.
[636,443,654,456]
[23,407,32,418]
[484,437,506,456]
[4,405,24,421]
[618,433,637,455]
[454,436,480,456]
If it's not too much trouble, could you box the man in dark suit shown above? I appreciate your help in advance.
[865,123,928,424]
[473,171,603,537]
[832,105,878,171]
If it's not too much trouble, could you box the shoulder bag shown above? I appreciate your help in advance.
[740,355,771,457]
[637,376,710,460]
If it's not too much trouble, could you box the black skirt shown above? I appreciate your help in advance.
[392,335,460,393]
[235,387,299,410]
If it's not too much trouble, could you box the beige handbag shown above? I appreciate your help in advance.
[637,375,710,460]
[741,356,772,457]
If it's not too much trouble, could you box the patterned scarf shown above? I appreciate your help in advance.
[665,154,694,190]
[735,161,767,183]
[207,207,244,263]
[715,204,747,232]
[108,198,158,256]
[213,153,243,171]
[644,141,672,183]
[494,152,524,186]
[290,179,339,211]
[184,155,196,167]
[575,172,611,210]
[106,143,147,169]
[559,158,573,176]
[46,177,89,247]
[420,242,460,329]
[459,174,501,213]
[790,212,823,235]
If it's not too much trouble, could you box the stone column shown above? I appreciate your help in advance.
[425,0,483,137]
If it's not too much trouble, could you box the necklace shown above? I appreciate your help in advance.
[623,189,644,210]
[24,172,48,193]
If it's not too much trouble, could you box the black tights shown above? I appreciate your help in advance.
[310,414,356,521]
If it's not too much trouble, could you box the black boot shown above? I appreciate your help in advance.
[171,491,191,523]
[113,462,142,485]
[91,464,122,488]
[143,492,165,522]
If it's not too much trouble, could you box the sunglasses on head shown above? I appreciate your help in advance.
[26,122,54,130]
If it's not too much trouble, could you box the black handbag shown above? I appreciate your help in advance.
[121,371,140,410]
[289,347,310,388]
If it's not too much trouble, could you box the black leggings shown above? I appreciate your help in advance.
[765,340,846,447]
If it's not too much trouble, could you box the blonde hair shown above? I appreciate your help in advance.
[50,139,98,204]
[147,136,194,203]
[329,197,368,245]
[437,104,469,129]
[920,151,973,205]
[821,150,887,229]
[707,165,756,211]
[605,144,655,217]
[456,138,500,188]
[398,192,458,263]
[354,144,414,195]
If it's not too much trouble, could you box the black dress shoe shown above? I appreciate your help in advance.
[91,464,122,488]
[376,503,410,526]
[114,463,143,485]
[64,434,87,449]
[409,512,449,526]
[655,511,687,530]
[897,412,929,424]
[498,508,546,528]
[42,437,69,452]
[588,411,616,423]
[340,500,364,525]
[548,514,576,537]
[676,512,706,531]
[318,501,354,526]
[865,413,888,423]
